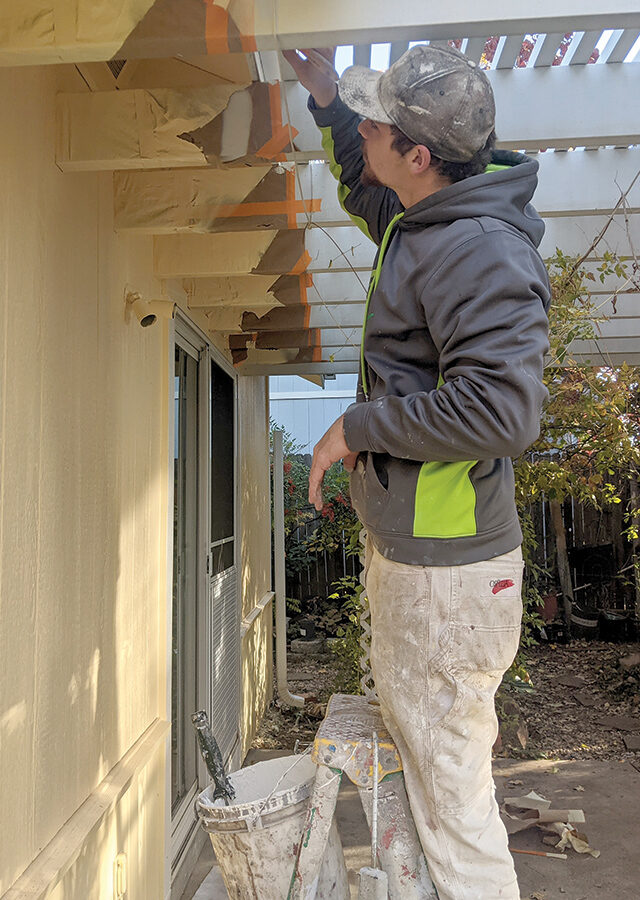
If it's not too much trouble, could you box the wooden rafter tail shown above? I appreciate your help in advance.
[116,0,258,60]
[114,167,321,234]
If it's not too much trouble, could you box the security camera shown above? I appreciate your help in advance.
[125,291,176,327]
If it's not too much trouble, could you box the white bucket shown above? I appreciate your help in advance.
[196,755,349,899]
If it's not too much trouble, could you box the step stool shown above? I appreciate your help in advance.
[288,694,437,900]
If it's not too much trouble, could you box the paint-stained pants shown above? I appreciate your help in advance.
[365,542,523,900]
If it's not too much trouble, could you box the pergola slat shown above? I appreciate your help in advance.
[353,44,372,67]
[567,30,603,64]
[533,32,566,67]
[606,28,640,62]
[464,37,490,64]
[389,41,410,65]
[495,34,526,69]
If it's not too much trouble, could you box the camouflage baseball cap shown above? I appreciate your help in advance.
[338,43,495,163]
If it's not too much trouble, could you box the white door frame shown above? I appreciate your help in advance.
[165,312,241,893]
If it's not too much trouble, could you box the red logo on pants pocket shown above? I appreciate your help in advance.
[491,579,515,594]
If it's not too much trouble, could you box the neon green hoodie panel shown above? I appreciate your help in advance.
[319,125,374,242]
[413,460,478,538]
[412,375,478,538]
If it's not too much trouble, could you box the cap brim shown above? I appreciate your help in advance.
[338,65,393,124]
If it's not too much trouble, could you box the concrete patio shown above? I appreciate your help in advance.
[182,752,640,900]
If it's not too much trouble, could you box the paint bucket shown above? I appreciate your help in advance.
[195,755,349,899]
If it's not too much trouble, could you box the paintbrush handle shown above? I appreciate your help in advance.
[511,848,567,860]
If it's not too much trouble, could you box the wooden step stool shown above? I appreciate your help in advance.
[288,694,437,900]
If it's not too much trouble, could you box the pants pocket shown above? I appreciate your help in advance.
[450,553,523,675]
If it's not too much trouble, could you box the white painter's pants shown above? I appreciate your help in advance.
[365,542,523,900]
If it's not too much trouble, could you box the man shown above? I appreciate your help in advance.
[285,44,550,900]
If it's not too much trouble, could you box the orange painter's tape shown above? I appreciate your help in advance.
[298,273,312,305]
[256,125,299,161]
[311,330,323,361]
[204,1,229,54]
[241,34,258,52]
[290,251,312,276]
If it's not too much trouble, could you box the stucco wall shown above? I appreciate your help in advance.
[0,63,169,893]
[0,62,273,897]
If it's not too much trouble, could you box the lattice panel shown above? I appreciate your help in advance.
[358,529,377,700]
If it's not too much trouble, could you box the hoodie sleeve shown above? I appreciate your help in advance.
[342,229,550,461]
[308,94,403,246]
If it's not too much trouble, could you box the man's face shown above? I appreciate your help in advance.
[357,119,404,189]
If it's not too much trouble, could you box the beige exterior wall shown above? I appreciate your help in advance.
[0,63,272,897]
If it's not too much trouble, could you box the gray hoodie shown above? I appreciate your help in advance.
[310,96,550,566]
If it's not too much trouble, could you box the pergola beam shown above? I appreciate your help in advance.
[491,63,640,149]
[284,63,640,157]
[3,2,640,66]
[240,361,359,375]
[263,1,640,48]
[154,214,640,278]
[114,148,640,236]
[213,299,640,334]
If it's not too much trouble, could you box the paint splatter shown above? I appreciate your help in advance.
[381,823,397,849]
[492,579,515,594]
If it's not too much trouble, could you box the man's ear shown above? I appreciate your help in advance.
[407,144,432,174]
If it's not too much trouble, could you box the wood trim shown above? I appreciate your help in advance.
[4,719,170,900]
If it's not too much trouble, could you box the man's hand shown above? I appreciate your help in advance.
[309,415,358,510]
[282,48,339,108]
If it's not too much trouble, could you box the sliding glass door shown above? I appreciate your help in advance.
[171,320,239,872]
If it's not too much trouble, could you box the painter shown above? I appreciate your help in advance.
[286,43,551,900]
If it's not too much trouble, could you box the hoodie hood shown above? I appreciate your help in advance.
[400,150,545,248]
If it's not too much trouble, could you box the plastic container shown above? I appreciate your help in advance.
[195,755,348,899]
[570,605,599,640]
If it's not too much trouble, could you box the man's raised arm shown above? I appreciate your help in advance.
[283,49,401,245]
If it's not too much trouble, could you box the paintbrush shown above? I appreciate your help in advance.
[511,848,568,860]
[191,710,236,805]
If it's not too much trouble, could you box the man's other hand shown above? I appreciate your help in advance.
[309,415,358,510]
[282,48,339,108]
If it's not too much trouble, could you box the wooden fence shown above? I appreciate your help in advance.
[526,483,637,614]
[285,508,361,601]
[284,490,638,615]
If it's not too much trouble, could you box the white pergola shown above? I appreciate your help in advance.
[3,1,639,376]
